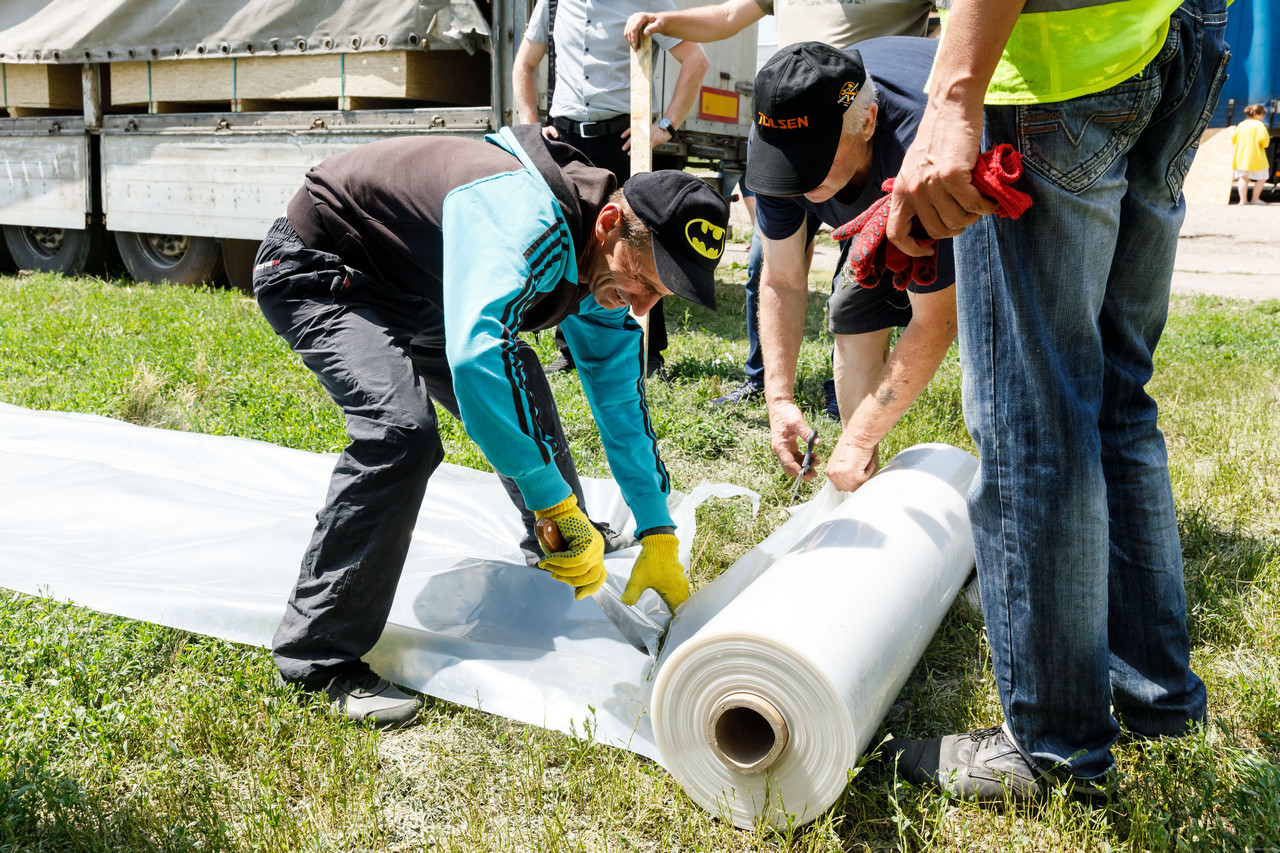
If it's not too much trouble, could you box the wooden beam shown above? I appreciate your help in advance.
[629,36,653,367]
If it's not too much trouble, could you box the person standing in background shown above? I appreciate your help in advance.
[515,0,710,378]
[1231,104,1271,205]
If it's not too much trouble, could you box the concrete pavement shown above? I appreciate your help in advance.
[725,200,1280,302]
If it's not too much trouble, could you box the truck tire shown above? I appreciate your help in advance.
[2,224,109,276]
[115,231,225,286]
[221,239,261,292]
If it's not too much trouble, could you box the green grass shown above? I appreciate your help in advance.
[1,267,1278,852]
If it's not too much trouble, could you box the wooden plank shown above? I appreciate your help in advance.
[104,51,494,110]
[630,36,653,356]
[110,59,235,107]
[235,55,340,101]
[1,63,82,111]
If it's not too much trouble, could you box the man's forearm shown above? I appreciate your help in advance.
[926,1,1024,115]
[663,44,710,130]
[843,310,955,448]
[758,267,808,406]
[647,5,748,43]
[513,39,547,125]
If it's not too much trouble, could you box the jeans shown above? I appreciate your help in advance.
[743,230,765,388]
[254,218,587,688]
[957,0,1226,780]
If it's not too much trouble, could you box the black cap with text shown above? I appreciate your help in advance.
[623,171,728,311]
[745,42,867,197]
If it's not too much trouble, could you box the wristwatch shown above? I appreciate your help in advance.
[657,116,678,138]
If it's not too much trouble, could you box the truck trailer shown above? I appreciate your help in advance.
[0,0,757,286]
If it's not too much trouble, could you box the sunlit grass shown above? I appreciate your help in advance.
[1,268,1277,851]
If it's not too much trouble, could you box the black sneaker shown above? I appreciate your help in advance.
[546,350,576,373]
[885,724,1115,804]
[315,667,423,730]
[646,357,668,382]
[710,379,764,407]
[823,377,841,422]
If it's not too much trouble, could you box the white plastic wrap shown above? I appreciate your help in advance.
[651,445,978,829]
[0,403,977,829]
[0,402,753,760]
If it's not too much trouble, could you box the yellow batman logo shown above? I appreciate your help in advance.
[685,218,725,260]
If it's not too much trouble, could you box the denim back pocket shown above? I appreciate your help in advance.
[1016,71,1161,196]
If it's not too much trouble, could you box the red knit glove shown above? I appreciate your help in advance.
[831,179,936,290]
[832,144,1031,291]
[972,144,1032,219]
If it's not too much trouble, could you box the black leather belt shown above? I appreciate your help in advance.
[553,114,629,139]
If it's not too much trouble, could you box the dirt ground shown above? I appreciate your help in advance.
[726,199,1280,303]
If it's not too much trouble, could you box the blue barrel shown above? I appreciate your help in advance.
[1214,0,1280,126]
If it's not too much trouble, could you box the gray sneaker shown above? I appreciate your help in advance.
[885,724,1115,804]
[709,379,764,407]
[322,668,423,730]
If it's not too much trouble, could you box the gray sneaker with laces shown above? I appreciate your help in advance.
[709,379,764,407]
[885,724,1115,804]
[320,668,423,730]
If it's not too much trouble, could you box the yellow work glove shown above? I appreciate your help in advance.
[621,533,689,612]
[534,494,606,599]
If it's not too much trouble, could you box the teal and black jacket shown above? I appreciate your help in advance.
[286,124,673,532]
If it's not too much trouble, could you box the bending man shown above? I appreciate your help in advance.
[750,39,957,491]
[254,125,728,728]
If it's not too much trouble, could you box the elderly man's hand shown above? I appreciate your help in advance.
[826,432,879,493]
[625,12,664,49]
[887,101,995,256]
[535,495,606,599]
[768,400,820,480]
[621,533,689,612]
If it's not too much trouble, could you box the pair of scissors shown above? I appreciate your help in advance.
[787,430,819,506]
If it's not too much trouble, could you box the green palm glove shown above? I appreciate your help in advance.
[534,494,606,600]
[621,533,689,612]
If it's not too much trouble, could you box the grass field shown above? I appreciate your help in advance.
[1,258,1278,852]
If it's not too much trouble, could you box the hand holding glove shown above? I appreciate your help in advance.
[831,180,936,291]
[534,494,606,599]
[832,144,1032,291]
[621,533,689,613]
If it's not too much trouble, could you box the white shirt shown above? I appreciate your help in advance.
[525,0,682,121]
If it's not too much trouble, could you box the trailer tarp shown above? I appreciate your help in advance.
[0,0,490,63]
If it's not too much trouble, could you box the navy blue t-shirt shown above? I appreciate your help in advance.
[754,36,955,292]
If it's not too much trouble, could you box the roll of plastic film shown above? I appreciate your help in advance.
[651,444,978,829]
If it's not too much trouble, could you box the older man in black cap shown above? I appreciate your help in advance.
[750,38,956,492]
[253,124,729,728]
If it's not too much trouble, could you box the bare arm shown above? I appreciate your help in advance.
[759,228,820,479]
[625,0,765,48]
[887,0,1023,256]
[513,37,549,126]
[655,40,709,144]
[825,286,957,491]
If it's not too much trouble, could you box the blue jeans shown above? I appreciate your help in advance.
[743,230,765,388]
[957,0,1226,780]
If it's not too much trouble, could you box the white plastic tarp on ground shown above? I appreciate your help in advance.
[0,402,978,827]
[0,402,754,760]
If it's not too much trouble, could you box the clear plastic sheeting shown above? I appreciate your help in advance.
[0,0,491,63]
[0,402,978,828]
[0,402,753,759]
[651,445,978,829]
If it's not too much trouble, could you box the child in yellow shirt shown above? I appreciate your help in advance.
[1231,104,1272,205]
